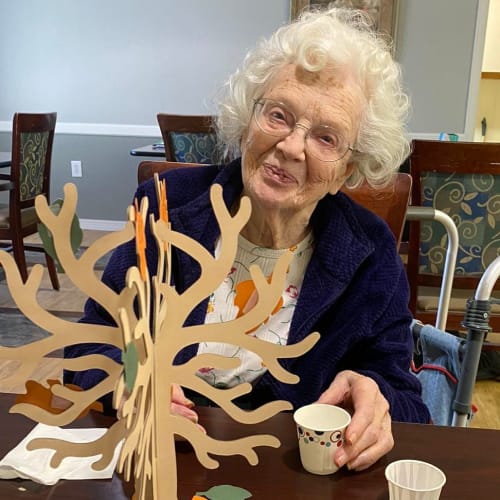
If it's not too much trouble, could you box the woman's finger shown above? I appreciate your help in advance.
[171,383,194,408]
[171,402,199,423]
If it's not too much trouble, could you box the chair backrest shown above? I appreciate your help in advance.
[156,113,217,164]
[10,112,57,211]
[340,172,412,249]
[407,139,500,320]
[137,160,202,185]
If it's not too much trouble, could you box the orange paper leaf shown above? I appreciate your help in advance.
[159,179,168,223]
[15,379,103,418]
[134,198,147,281]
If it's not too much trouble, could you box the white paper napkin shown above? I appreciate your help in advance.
[0,423,123,485]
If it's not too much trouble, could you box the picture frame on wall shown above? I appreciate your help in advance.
[290,0,399,41]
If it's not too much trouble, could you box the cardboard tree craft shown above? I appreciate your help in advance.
[0,179,319,499]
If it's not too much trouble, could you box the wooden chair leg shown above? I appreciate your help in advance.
[45,253,60,290]
[11,232,28,283]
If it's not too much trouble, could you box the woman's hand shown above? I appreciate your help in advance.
[118,383,204,432]
[317,370,393,471]
[171,383,198,423]
[171,383,206,434]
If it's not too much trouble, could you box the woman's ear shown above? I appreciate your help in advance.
[344,162,356,181]
[240,129,249,151]
[329,162,356,195]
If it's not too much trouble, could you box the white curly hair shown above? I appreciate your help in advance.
[215,6,411,187]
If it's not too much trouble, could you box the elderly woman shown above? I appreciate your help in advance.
[65,7,430,472]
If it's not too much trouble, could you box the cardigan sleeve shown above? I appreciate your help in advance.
[350,256,431,424]
[355,300,430,421]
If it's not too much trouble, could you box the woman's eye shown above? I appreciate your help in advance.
[268,108,287,123]
[317,133,338,147]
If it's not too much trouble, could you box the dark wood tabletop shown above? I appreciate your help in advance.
[0,394,133,499]
[0,393,499,499]
[0,152,11,168]
[130,144,165,158]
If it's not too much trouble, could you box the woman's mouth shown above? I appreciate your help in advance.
[263,164,297,184]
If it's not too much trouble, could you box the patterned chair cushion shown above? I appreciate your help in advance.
[169,132,217,164]
[419,171,500,276]
[19,131,49,201]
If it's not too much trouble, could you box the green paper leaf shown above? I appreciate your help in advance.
[37,198,83,273]
[122,341,139,392]
[69,209,83,254]
[196,485,252,500]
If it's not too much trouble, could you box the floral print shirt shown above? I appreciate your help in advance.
[196,232,315,388]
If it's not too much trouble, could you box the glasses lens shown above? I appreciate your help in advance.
[253,99,351,162]
[306,125,349,162]
[254,100,294,136]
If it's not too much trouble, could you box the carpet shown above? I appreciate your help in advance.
[0,312,54,347]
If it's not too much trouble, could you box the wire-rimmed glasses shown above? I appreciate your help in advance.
[252,98,355,162]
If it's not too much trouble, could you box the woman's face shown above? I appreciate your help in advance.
[241,64,364,218]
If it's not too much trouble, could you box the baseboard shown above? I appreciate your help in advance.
[79,219,126,231]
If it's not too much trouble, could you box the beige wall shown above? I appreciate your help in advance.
[474,79,500,141]
[475,0,500,141]
[483,0,500,71]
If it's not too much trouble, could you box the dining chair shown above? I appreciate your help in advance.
[340,172,412,249]
[406,139,500,333]
[0,112,59,290]
[156,113,218,164]
[137,160,202,185]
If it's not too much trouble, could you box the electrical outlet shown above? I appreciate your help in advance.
[71,160,82,178]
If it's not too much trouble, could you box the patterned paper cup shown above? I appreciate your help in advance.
[293,403,351,475]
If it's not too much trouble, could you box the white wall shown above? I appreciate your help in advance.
[0,0,289,134]
[0,0,488,139]
[395,0,485,138]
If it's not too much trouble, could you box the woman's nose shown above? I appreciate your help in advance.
[275,126,307,161]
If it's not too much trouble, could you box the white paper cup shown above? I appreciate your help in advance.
[385,460,446,500]
[293,403,351,475]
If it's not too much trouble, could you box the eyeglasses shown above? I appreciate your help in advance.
[252,98,355,162]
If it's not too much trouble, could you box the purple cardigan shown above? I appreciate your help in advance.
[65,159,430,423]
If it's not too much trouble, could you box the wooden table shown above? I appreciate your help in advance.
[0,394,132,499]
[129,144,165,158]
[0,152,11,168]
[0,393,499,499]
